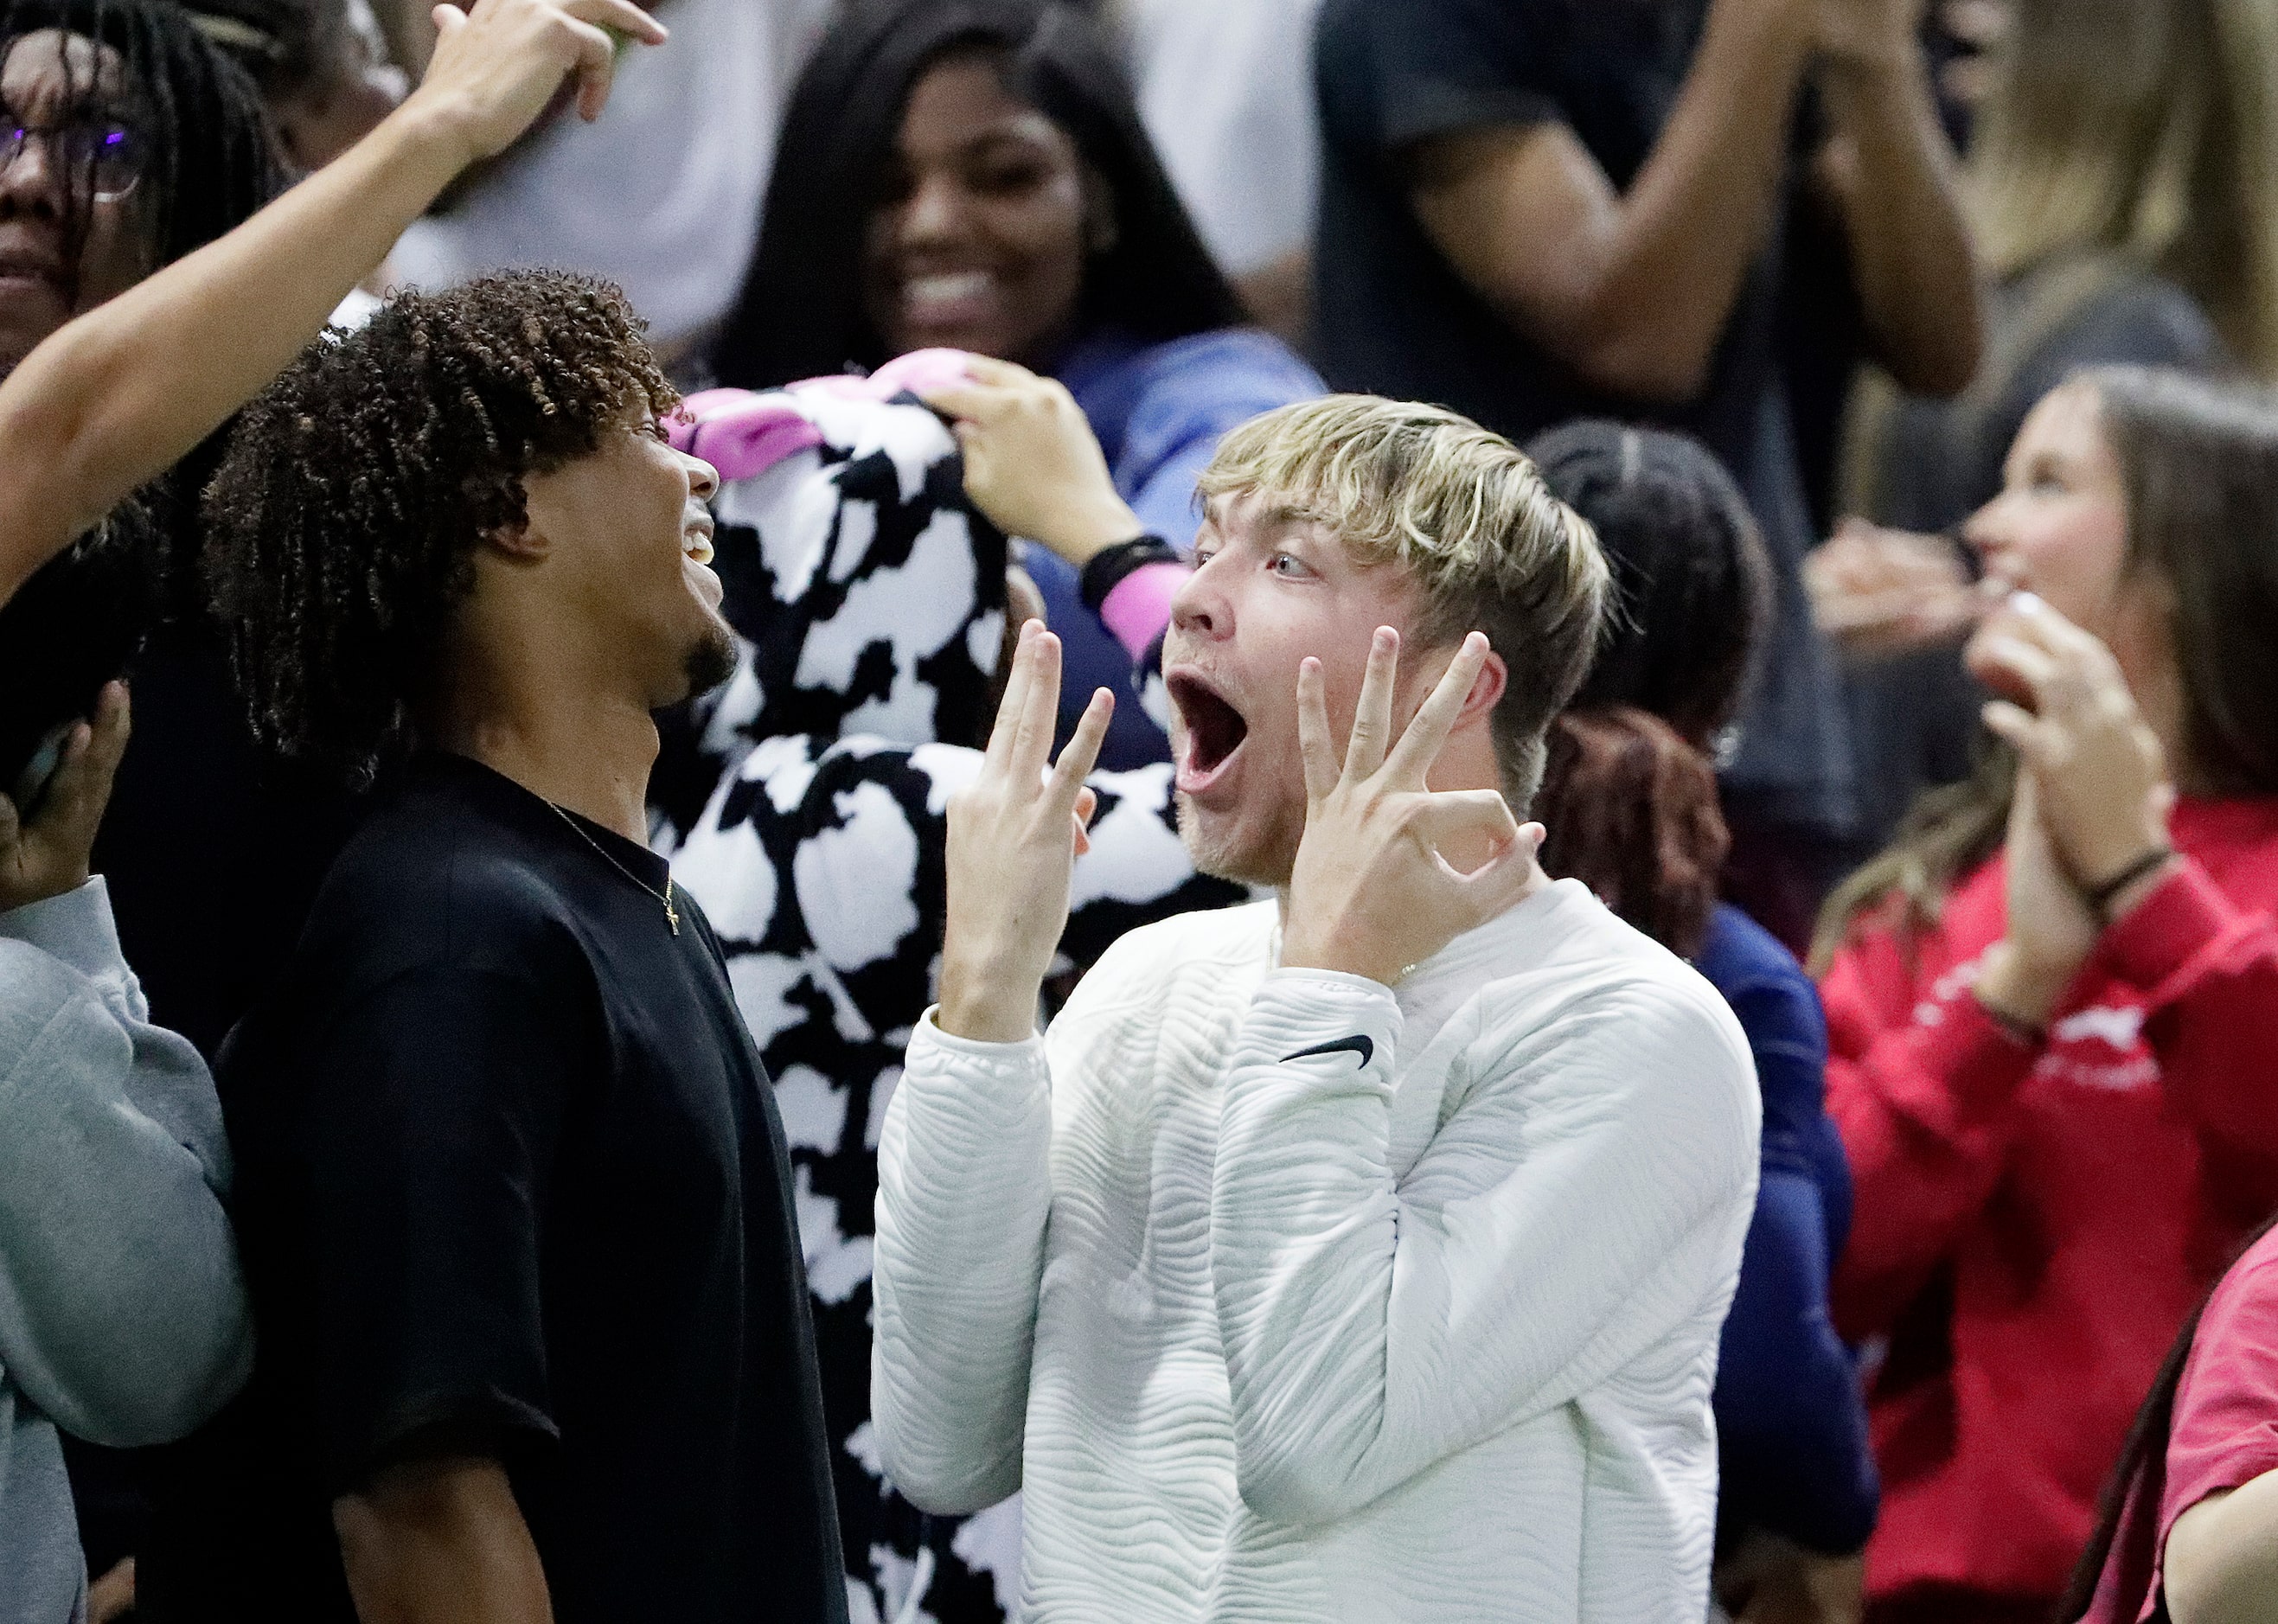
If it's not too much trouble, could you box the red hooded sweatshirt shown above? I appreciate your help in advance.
[1820,796,2278,1608]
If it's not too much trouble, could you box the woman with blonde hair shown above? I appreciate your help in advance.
[1814,367,2278,1623]
[1815,0,2278,852]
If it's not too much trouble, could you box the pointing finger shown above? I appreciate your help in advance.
[1385,632,1489,787]
[1296,657,1338,803]
[983,619,1041,772]
[1344,626,1399,781]
[1046,688,1115,815]
[1010,629,1064,780]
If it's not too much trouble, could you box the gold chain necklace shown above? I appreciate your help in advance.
[546,801,680,935]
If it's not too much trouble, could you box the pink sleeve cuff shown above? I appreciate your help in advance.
[1097,560,1187,661]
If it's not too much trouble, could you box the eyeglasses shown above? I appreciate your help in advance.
[0,119,146,202]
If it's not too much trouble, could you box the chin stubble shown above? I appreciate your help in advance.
[684,624,738,696]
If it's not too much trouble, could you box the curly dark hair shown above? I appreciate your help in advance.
[206,269,677,788]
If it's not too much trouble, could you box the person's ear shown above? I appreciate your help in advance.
[483,516,551,563]
[1459,646,1507,725]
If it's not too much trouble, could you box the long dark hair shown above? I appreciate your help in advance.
[2057,1211,2278,1620]
[1815,368,2278,969]
[0,0,285,794]
[1526,421,1773,956]
[710,0,1243,389]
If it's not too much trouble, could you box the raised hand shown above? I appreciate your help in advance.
[0,680,129,915]
[1968,591,2175,898]
[936,622,1114,1043]
[1281,629,1542,987]
[1804,518,1985,661]
[920,356,1146,567]
[409,0,668,167]
[1973,767,2100,1031]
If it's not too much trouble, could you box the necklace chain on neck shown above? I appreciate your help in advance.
[546,801,680,935]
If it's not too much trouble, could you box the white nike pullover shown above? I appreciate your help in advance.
[874,879,1760,1622]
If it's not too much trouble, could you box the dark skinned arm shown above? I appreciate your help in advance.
[0,0,668,610]
[334,1455,552,1624]
[1809,0,1982,398]
[1405,0,1814,404]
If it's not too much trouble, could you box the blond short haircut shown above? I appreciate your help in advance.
[1197,395,1610,806]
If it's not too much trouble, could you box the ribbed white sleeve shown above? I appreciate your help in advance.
[872,1009,1054,1514]
[1212,964,1759,1525]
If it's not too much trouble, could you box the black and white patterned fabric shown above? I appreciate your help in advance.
[655,385,1243,1623]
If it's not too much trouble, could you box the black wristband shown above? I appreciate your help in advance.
[2084,846,2176,916]
[1078,534,1179,614]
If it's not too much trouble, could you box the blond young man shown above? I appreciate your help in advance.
[873,395,1762,1621]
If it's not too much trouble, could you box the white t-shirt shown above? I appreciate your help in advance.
[874,879,1760,1621]
[1112,0,1325,277]
[387,0,831,347]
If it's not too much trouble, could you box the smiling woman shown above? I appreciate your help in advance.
[712,0,1322,769]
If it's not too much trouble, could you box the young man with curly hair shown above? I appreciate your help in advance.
[872,395,1763,1621]
[153,271,846,1623]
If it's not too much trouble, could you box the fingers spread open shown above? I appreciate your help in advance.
[1344,626,1400,781]
[984,621,1041,771]
[1047,688,1115,815]
[1010,630,1064,780]
[1296,657,1337,803]
[1386,631,1489,788]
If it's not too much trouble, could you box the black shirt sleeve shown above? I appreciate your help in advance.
[1321,0,1564,156]
[300,961,587,1493]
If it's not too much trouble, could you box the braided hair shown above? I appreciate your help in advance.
[206,270,679,789]
[0,0,284,795]
[3,0,284,291]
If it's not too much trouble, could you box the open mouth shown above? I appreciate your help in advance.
[683,521,715,567]
[1167,669,1248,796]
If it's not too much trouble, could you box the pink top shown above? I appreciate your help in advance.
[2083,1222,2278,1621]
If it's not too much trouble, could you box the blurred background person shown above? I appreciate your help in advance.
[379,0,831,368]
[0,2,285,1602]
[1815,0,2278,858]
[1310,0,1982,953]
[1104,0,1322,345]
[2064,1215,2278,1624]
[187,0,405,174]
[711,0,1321,771]
[1813,368,2278,1624]
[1531,421,1878,1624]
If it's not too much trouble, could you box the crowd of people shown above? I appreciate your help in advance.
[3,0,2277,1622]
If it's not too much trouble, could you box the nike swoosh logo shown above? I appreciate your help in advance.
[1281,1034,1375,1069]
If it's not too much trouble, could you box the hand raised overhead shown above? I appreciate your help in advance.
[1281,629,1544,986]
[936,621,1114,1043]
[414,0,669,165]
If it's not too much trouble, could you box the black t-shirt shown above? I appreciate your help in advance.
[144,752,847,1624]
[1313,0,1854,839]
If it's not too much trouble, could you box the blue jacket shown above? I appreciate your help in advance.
[1695,904,1879,1555]
[1027,327,1323,770]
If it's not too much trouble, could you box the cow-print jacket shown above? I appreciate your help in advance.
[655,380,1240,1624]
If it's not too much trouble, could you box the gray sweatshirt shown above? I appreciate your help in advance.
[0,879,252,1624]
